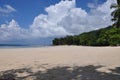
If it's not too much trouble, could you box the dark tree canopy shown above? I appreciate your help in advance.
[111,0,120,28]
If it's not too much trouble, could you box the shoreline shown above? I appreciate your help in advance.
[0,45,120,49]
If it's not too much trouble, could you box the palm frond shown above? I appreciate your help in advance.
[110,3,118,9]
[111,0,120,27]
[111,9,117,16]
[111,18,117,21]
[117,0,120,5]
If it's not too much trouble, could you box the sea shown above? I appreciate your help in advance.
[0,44,52,48]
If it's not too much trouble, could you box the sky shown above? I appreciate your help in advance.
[0,0,116,45]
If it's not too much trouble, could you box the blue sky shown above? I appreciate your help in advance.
[0,0,59,27]
[0,0,116,45]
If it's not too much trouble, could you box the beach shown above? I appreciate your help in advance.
[0,46,120,80]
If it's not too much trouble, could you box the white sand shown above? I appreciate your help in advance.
[0,46,120,72]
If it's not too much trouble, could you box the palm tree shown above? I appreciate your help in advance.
[111,0,120,28]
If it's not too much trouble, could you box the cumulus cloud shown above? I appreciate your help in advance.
[30,0,115,35]
[0,0,116,43]
[30,0,76,37]
[0,20,29,41]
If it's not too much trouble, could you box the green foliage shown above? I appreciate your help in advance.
[111,0,120,28]
[97,27,120,46]
[52,26,120,46]
[53,36,78,45]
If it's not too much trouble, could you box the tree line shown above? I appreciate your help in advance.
[53,26,120,46]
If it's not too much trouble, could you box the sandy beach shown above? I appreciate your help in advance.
[0,46,120,80]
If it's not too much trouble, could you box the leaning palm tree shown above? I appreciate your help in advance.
[111,0,120,28]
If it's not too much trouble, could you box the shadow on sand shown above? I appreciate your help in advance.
[0,65,120,80]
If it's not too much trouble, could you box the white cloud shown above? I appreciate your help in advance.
[30,0,76,37]
[0,5,16,13]
[31,0,115,35]
[0,0,116,43]
[0,20,29,41]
